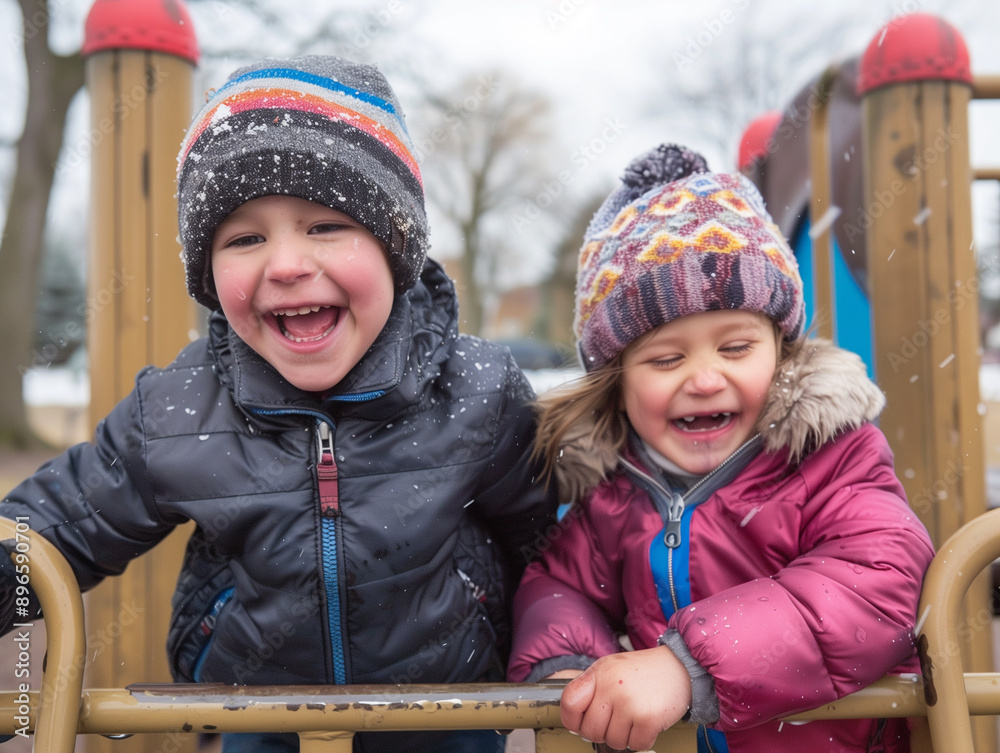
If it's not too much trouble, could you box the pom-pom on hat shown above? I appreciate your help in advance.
[574,144,805,371]
[177,55,427,310]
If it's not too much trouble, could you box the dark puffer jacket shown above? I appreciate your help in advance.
[1,259,557,688]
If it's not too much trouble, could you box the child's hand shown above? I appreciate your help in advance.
[560,644,691,751]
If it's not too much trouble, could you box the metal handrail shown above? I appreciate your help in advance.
[971,75,1000,180]
[973,74,1000,99]
[914,506,1000,753]
[0,517,85,751]
[6,511,1000,752]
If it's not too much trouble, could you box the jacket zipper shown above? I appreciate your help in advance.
[316,419,348,684]
[191,587,235,682]
[621,434,763,613]
[701,724,718,753]
[317,421,339,515]
[246,404,381,685]
[624,434,763,548]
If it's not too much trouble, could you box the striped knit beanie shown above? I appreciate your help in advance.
[575,144,804,371]
[177,55,427,310]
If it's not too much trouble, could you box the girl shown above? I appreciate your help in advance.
[508,144,935,753]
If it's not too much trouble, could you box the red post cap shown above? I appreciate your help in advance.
[83,0,199,64]
[737,111,783,172]
[857,12,971,94]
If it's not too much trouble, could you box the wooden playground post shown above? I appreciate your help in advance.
[807,65,839,341]
[81,0,199,751]
[858,13,995,753]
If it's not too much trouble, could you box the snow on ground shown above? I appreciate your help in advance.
[523,367,583,395]
[982,363,1000,402]
[24,362,1000,405]
[22,365,585,404]
[22,367,89,406]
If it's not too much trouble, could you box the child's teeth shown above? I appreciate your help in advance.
[281,305,321,316]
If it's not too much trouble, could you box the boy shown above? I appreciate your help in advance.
[0,55,557,753]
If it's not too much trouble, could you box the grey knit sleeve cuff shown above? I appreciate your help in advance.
[521,655,596,684]
[658,629,720,726]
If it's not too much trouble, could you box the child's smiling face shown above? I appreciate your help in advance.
[620,310,779,475]
[211,195,394,393]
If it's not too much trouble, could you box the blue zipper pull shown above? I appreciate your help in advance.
[663,491,684,548]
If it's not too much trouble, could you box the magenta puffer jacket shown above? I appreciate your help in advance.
[509,340,935,753]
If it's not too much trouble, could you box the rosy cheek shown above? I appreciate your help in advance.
[227,313,257,340]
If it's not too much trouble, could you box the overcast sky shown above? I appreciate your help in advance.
[408,0,1000,168]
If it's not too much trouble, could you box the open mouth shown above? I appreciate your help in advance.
[273,305,341,343]
[672,412,733,432]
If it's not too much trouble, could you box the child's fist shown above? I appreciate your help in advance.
[559,644,691,751]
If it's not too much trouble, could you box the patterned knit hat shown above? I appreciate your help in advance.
[575,143,804,371]
[177,55,427,310]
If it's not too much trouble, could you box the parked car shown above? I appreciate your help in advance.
[497,338,582,394]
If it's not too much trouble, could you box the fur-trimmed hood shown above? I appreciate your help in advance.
[553,338,884,502]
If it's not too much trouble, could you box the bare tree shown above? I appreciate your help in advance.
[418,72,555,336]
[0,0,410,449]
[0,0,84,448]
[534,192,606,349]
[186,0,399,62]
[651,4,864,166]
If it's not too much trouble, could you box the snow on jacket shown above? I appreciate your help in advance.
[1,258,557,688]
[508,339,935,753]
